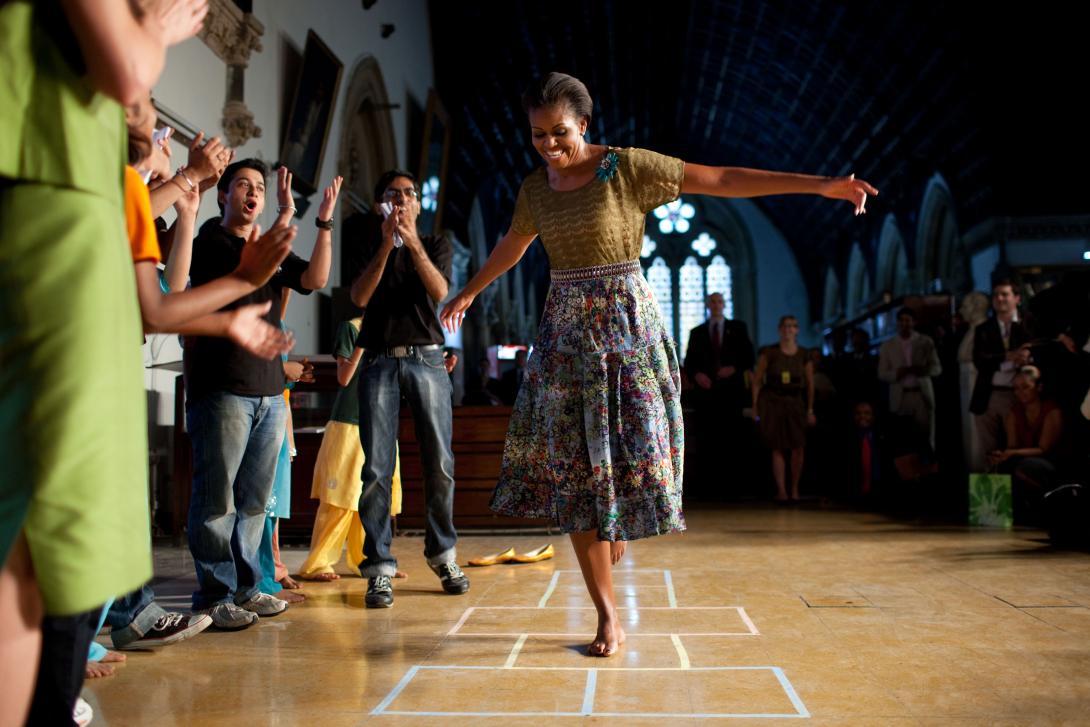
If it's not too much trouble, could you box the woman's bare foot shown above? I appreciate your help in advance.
[299,572,339,582]
[276,589,305,603]
[394,570,408,579]
[587,612,626,657]
[84,661,114,679]
[609,541,627,565]
[279,576,302,589]
[101,650,126,664]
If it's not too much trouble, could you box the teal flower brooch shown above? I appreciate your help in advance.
[595,150,619,182]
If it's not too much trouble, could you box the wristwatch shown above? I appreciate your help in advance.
[315,217,333,230]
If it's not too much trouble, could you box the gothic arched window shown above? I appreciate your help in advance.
[641,198,735,359]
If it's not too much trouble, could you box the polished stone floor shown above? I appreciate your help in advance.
[85,506,1090,725]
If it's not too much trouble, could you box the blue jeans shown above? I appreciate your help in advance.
[186,392,286,609]
[358,347,457,577]
[106,584,167,648]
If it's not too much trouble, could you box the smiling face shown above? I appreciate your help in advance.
[220,167,266,226]
[528,104,587,170]
[1012,372,1040,405]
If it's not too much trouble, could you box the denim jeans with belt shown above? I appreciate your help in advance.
[357,345,456,577]
[186,391,286,609]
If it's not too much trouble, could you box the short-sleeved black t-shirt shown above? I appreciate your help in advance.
[354,232,452,350]
[183,218,313,400]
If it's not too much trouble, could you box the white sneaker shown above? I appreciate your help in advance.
[239,591,288,617]
[73,697,93,726]
[196,602,259,630]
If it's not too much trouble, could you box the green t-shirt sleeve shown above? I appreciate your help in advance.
[334,321,359,360]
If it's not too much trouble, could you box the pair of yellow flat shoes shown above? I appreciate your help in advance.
[467,544,554,566]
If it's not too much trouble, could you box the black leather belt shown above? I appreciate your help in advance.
[380,344,442,358]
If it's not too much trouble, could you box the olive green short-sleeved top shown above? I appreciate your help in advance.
[510,147,684,270]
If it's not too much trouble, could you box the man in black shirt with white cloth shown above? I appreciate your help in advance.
[350,169,468,608]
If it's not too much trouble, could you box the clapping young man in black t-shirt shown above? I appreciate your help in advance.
[349,169,468,608]
[185,160,341,629]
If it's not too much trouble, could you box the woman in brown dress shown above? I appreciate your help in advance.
[441,73,875,657]
[753,315,815,502]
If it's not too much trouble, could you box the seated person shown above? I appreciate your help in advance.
[988,365,1066,521]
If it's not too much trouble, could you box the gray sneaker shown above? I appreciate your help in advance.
[239,591,289,617]
[198,602,258,631]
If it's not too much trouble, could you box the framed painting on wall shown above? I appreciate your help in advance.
[280,30,343,195]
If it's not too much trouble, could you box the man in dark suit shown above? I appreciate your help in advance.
[971,278,1037,456]
[684,292,755,494]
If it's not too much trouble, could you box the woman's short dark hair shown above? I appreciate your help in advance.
[521,72,593,123]
[373,169,419,203]
[216,158,269,213]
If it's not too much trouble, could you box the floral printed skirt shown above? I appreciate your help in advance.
[490,260,686,541]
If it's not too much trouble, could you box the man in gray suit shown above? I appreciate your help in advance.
[878,308,942,450]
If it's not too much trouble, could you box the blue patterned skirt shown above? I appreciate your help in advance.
[490,260,686,541]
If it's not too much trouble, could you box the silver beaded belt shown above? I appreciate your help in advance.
[551,260,641,283]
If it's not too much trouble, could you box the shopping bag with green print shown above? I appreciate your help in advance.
[968,472,1013,528]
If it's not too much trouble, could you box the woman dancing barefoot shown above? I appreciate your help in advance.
[441,73,876,657]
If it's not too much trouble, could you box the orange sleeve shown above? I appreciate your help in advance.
[124,166,162,264]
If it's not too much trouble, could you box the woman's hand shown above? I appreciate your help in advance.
[317,176,343,222]
[186,131,228,183]
[173,183,201,217]
[143,0,209,47]
[987,449,1011,466]
[819,174,879,216]
[440,290,476,333]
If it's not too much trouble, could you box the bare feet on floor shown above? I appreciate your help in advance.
[610,541,627,565]
[279,576,302,589]
[587,612,626,657]
[276,590,305,603]
[85,651,125,679]
[299,572,340,582]
[394,570,408,579]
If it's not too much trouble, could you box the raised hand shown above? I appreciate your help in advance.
[277,166,294,210]
[187,132,229,183]
[820,174,879,216]
[173,184,201,217]
[199,148,234,193]
[145,0,210,48]
[235,223,296,287]
[227,302,295,360]
[440,290,475,333]
[317,176,343,222]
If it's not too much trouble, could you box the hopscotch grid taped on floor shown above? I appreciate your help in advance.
[372,567,808,719]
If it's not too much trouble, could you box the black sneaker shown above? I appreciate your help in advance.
[431,561,470,595]
[115,612,213,649]
[366,575,394,608]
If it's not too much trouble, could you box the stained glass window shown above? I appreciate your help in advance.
[652,198,696,234]
[678,257,706,357]
[647,257,673,338]
[706,255,733,319]
[421,175,440,212]
[691,232,716,257]
[641,205,734,356]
